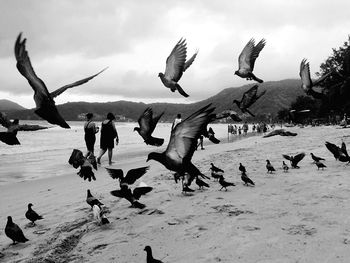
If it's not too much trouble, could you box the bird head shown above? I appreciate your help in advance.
[28,203,33,208]
[144,245,151,252]
[133,127,140,133]
[234,70,239,75]
[232,100,240,106]
[158,73,164,78]
[266,160,269,163]
[87,189,92,197]
[7,216,13,223]
[146,152,161,163]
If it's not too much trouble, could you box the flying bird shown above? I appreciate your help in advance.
[310,153,325,163]
[86,189,104,209]
[282,153,305,168]
[68,149,97,181]
[215,110,242,122]
[282,161,289,172]
[241,171,255,186]
[232,85,266,117]
[263,129,297,138]
[106,167,152,209]
[325,141,350,162]
[147,104,214,191]
[14,33,107,128]
[315,161,327,170]
[158,38,198,98]
[0,112,48,145]
[266,160,275,173]
[235,38,266,83]
[210,163,224,173]
[144,245,164,263]
[299,59,332,99]
[5,216,29,244]
[218,175,235,191]
[134,108,164,146]
[25,203,43,226]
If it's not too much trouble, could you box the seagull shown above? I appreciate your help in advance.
[235,38,266,83]
[0,112,48,145]
[232,85,266,117]
[266,160,275,173]
[299,59,332,99]
[86,189,104,209]
[5,216,29,244]
[144,245,164,263]
[134,108,164,146]
[310,153,325,163]
[14,33,107,128]
[282,153,306,168]
[106,167,152,209]
[147,104,214,191]
[68,149,97,181]
[239,163,246,174]
[218,175,235,191]
[315,161,327,170]
[282,161,289,172]
[210,163,224,173]
[158,38,198,98]
[241,171,255,186]
[25,203,43,226]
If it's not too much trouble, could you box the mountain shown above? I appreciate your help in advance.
[0,99,27,112]
[7,79,303,122]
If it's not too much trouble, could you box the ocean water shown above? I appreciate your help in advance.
[0,121,244,185]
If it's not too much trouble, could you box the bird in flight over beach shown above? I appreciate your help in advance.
[147,104,214,191]
[106,166,152,209]
[14,33,107,128]
[0,112,48,145]
[282,153,305,168]
[134,108,164,146]
[158,38,198,98]
[233,85,266,117]
[299,59,332,99]
[68,149,97,181]
[5,216,29,244]
[25,203,43,226]
[235,38,266,83]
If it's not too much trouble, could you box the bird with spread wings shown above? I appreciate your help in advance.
[232,85,266,117]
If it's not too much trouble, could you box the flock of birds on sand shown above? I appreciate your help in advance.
[2,32,350,262]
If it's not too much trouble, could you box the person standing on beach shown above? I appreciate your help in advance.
[97,113,119,165]
[84,113,99,157]
[171,113,182,131]
[243,122,248,135]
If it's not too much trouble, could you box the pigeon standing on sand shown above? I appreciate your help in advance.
[158,38,198,98]
[310,153,325,163]
[144,245,164,263]
[282,161,289,172]
[282,153,306,168]
[218,175,235,191]
[25,203,43,225]
[241,171,255,186]
[210,163,224,173]
[147,104,214,191]
[235,38,266,83]
[5,216,29,244]
[195,176,210,190]
[134,108,164,146]
[92,204,110,225]
[266,160,275,173]
[86,190,104,209]
[14,33,107,128]
[232,85,266,117]
[315,161,327,170]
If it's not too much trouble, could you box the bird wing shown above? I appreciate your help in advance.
[50,67,108,98]
[105,167,124,180]
[183,50,198,72]
[133,186,153,200]
[14,33,52,105]
[293,152,306,165]
[313,71,332,86]
[282,154,292,161]
[240,85,258,108]
[137,107,153,137]
[151,111,164,133]
[238,38,255,71]
[299,59,312,92]
[166,104,215,161]
[341,142,349,156]
[250,39,266,71]
[124,166,150,185]
[17,124,48,131]
[0,112,13,128]
[164,38,187,82]
[325,142,340,157]
[68,149,85,168]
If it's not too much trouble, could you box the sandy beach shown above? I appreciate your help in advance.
[1,125,350,262]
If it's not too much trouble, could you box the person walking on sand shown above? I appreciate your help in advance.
[84,113,99,157]
[97,113,119,165]
[171,113,182,131]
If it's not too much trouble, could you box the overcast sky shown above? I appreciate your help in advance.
[0,0,349,108]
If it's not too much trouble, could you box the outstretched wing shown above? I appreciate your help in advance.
[241,85,258,108]
[166,104,215,161]
[250,39,266,71]
[151,111,164,133]
[124,166,150,185]
[137,108,153,137]
[133,186,153,200]
[282,154,293,161]
[293,153,305,165]
[238,38,255,71]
[0,112,13,128]
[50,67,108,98]
[299,59,312,92]
[183,50,198,72]
[14,33,52,106]
[105,167,124,180]
[164,38,187,82]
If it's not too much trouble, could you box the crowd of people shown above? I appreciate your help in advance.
[227,122,273,136]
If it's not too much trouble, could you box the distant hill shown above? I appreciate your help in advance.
[0,99,26,112]
[7,79,303,122]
